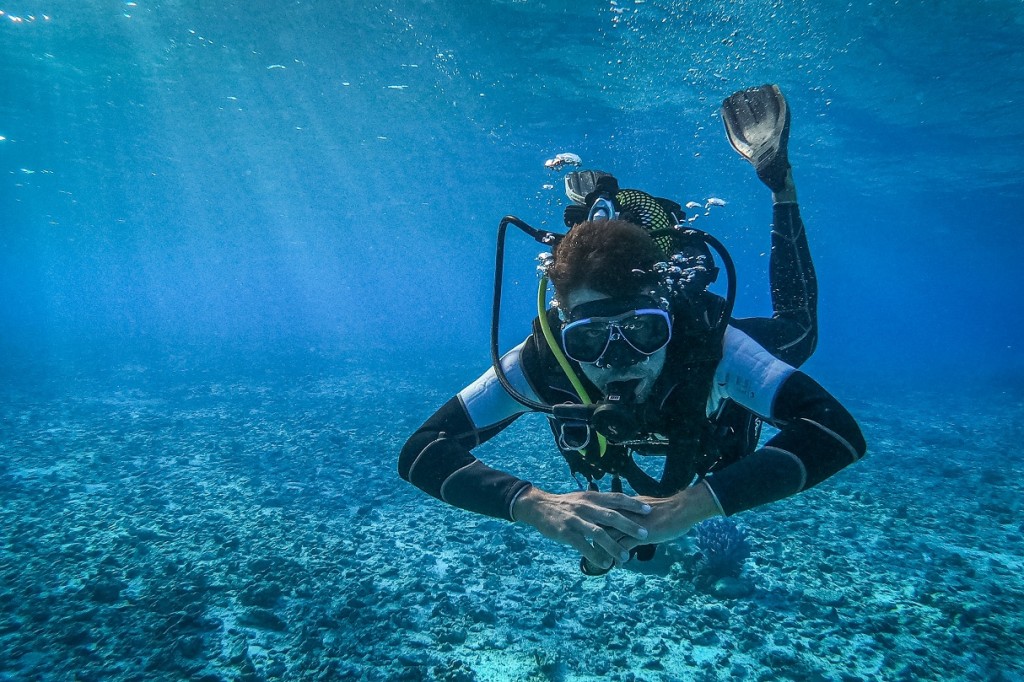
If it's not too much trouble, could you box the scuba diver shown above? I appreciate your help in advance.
[399,84,866,575]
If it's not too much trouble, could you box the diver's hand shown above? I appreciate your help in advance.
[620,482,721,550]
[513,487,651,571]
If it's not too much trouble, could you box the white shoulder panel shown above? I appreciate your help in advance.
[708,326,796,418]
[458,342,538,429]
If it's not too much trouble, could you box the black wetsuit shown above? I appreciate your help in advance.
[399,202,864,521]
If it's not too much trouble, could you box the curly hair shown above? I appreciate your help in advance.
[547,219,661,303]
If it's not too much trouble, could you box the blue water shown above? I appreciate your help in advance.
[2,1,1023,680]
[4,0,1022,376]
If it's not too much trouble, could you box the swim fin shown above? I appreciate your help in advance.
[564,170,613,205]
[721,84,791,192]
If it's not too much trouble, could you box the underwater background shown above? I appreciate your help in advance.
[2,1,1022,680]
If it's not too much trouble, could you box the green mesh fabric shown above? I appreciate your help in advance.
[615,189,676,257]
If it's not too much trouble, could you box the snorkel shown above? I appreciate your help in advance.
[490,201,737,453]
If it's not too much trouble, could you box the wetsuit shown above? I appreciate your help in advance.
[399,202,864,521]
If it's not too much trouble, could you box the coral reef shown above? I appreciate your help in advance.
[692,517,752,590]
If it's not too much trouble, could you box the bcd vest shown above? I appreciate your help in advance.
[519,293,760,497]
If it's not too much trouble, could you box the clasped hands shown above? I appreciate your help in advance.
[512,483,719,572]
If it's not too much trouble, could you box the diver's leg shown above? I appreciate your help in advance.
[732,175,817,367]
[721,86,818,368]
[766,190,818,366]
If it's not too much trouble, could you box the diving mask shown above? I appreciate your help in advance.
[562,298,672,367]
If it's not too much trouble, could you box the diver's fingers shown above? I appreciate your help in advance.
[592,508,650,543]
[569,527,618,570]
[589,492,652,516]
[579,493,650,541]
[575,505,647,543]
[586,525,630,565]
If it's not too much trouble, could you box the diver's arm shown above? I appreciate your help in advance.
[399,342,652,568]
[623,329,864,547]
[398,344,535,521]
[702,327,866,516]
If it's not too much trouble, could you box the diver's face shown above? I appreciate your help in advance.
[563,287,668,399]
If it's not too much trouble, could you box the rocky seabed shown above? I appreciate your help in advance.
[1,359,1022,681]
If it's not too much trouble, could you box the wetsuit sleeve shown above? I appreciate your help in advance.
[703,327,866,516]
[397,342,539,521]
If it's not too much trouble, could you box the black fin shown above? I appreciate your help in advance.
[721,84,791,192]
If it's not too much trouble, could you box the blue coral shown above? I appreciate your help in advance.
[693,517,752,586]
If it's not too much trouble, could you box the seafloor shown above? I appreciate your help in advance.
[1,350,1022,682]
